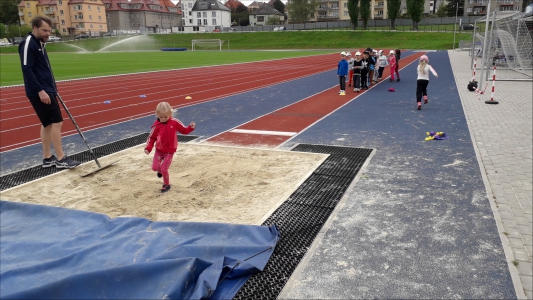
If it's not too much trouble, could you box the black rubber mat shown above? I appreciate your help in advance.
[232,144,373,300]
[0,134,198,191]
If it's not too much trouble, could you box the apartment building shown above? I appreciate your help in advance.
[180,0,231,31]
[463,0,523,16]
[102,0,181,33]
[18,0,108,35]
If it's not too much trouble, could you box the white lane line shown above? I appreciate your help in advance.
[230,129,297,136]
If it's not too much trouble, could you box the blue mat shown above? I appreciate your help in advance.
[0,201,279,299]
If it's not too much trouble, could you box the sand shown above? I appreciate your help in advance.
[0,144,327,225]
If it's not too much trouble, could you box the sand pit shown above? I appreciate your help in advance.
[0,144,327,225]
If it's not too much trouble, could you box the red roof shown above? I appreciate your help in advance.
[18,1,25,7]
[225,0,244,11]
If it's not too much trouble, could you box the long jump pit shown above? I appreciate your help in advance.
[0,144,328,225]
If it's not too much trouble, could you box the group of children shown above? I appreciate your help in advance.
[337,49,438,110]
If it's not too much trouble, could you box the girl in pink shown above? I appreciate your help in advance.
[416,55,438,110]
[145,102,196,193]
[387,50,397,82]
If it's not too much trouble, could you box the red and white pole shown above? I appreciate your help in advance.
[485,66,499,104]
[471,58,477,82]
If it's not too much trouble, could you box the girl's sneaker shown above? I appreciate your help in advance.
[424,95,428,104]
[417,102,422,110]
[161,184,171,193]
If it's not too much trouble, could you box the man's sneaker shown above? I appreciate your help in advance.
[56,155,81,169]
[417,102,422,110]
[157,172,162,178]
[43,155,58,168]
[161,184,171,193]
[424,95,428,104]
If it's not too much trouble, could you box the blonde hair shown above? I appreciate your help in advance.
[155,102,173,117]
[419,61,428,75]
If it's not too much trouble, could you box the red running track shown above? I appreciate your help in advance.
[205,52,425,148]
[0,53,337,152]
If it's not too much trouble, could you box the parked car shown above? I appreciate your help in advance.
[0,40,13,47]
[74,34,89,40]
[212,29,220,32]
[461,24,478,30]
[48,36,62,42]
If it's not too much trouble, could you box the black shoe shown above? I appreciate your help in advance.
[389,79,393,82]
[157,172,162,178]
[161,184,171,193]
[397,78,400,82]
[43,155,58,168]
[56,155,81,169]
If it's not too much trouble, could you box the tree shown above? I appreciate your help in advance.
[406,0,424,30]
[0,23,6,39]
[445,0,464,17]
[436,4,447,17]
[236,3,248,13]
[288,0,318,23]
[272,0,285,14]
[266,16,281,25]
[231,12,250,26]
[7,24,22,39]
[386,0,401,29]
[347,0,359,30]
[359,0,370,29]
[0,0,19,25]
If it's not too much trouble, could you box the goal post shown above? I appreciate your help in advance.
[191,39,224,51]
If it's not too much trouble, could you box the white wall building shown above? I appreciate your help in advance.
[179,0,230,32]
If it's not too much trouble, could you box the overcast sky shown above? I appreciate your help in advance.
[170,0,287,6]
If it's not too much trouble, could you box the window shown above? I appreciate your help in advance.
[62,29,66,33]
[61,20,65,25]
[189,19,193,23]
[98,16,101,20]
[203,19,207,25]
[189,11,192,15]
[197,19,201,25]
[212,11,216,17]
[257,16,264,22]
[212,18,216,25]
[90,24,93,28]
[188,3,192,8]
[344,3,347,7]
[89,15,92,20]
[203,12,207,17]
[58,0,62,5]
[76,24,79,28]
[98,6,100,11]
[88,5,91,10]
[60,10,64,15]
[28,12,32,17]
[344,11,348,16]
[197,12,201,17]
[378,10,383,15]
[41,8,44,12]
[99,25,102,29]
[467,7,472,12]
[26,3,30,8]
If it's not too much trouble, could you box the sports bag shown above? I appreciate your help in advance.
[467,80,478,91]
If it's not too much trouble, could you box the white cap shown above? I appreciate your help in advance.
[341,51,346,56]
[355,51,361,56]
[346,52,351,56]
[390,50,395,54]
[378,50,383,54]
[372,49,377,53]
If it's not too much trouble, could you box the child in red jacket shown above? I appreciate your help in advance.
[388,50,397,82]
[145,102,196,193]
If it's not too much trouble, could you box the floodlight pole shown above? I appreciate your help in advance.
[453,2,458,51]
[479,0,491,90]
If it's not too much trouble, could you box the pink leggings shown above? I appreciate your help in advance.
[152,149,174,185]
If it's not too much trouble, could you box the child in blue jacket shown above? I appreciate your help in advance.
[337,52,348,94]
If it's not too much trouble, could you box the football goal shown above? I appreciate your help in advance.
[191,39,224,51]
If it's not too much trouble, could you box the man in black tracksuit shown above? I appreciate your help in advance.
[19,15,80,169]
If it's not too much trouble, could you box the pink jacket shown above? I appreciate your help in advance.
[388,55,396,69]
[145,118,194,154]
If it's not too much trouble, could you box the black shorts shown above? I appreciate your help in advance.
[28,93,63,127]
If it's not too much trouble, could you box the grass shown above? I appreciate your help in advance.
[1,31,472,86]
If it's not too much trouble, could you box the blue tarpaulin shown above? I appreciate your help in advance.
[0,201,279,299]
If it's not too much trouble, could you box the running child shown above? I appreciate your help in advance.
[145,102,196,193]
[415,55,438,110]
[337,52,348,94]
[388,50,397,82]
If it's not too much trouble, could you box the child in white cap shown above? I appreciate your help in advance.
[337,52,348,94]
[352,51,363,92]
[377,50,388,81]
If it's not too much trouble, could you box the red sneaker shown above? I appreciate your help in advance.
[424,95,428,104]
[417,103,422,110]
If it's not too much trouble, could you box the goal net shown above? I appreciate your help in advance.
[191,39,224,51]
